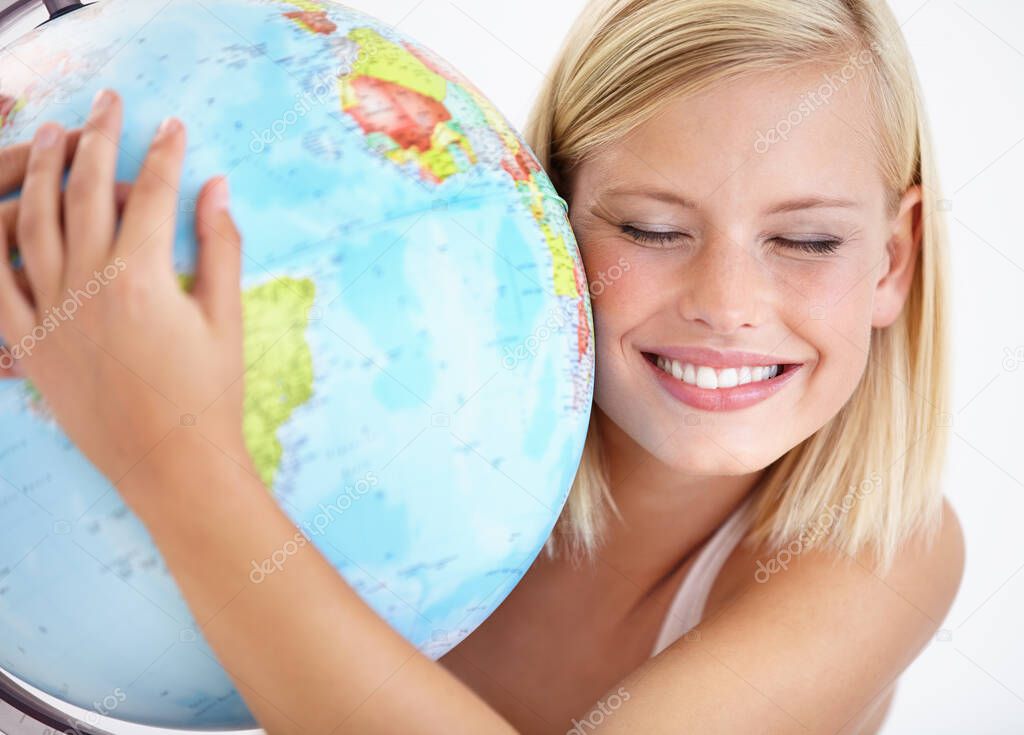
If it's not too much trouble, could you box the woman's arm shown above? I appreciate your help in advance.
[592,500,964,734]
[123,431,517,734]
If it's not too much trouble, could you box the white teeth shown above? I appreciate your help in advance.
[695,366,718,389]
[654,357,784,389]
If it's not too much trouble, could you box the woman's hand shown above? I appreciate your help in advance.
[0,89,252,495]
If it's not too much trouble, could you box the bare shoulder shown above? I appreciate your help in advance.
[883,496,965,613]
[710,495,965,625]
[609,497,966,734]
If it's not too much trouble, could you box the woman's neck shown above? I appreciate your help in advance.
[593,407,764,596]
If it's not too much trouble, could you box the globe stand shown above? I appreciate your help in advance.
[0,669,109,735]
[0,668,264,735]
[41,0,88,22]
[0,0,89,30]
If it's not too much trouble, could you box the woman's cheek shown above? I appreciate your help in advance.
[798,267,877,408]
[580,235,637,311]
[590,256,671,355]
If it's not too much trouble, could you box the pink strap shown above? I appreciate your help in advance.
[650,496,754,657]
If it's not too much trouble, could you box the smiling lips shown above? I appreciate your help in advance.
[641,347,804,411]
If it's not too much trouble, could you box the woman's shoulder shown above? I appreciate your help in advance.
[663,496,965,731]
[706,495,964,620]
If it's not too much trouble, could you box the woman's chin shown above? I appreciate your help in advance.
[633,425,793,477]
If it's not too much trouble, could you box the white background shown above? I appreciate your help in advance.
[1,0,1022,733]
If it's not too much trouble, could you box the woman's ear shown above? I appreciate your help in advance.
[872,184,923,329]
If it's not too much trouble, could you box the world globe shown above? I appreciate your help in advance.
[0,0,594,730]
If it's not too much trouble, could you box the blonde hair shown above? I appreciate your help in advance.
[527,0,952,570]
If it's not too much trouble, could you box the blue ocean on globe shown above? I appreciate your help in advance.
[0,0,594,728]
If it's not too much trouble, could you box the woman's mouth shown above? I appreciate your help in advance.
[645,353,791,388]
[641,351,803,411]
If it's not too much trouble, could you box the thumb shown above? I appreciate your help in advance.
[192,175,243,327]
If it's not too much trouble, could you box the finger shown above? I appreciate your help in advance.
[0,184,131,313]
[16,123,68,304]
[2,181,131,245]
[116,117,185,268]
[115,180,132,211]
[0,348,25,379]
[0,205,33,305]
[64,89,123,281]
[0,199,14,244]
[0,129,81,196]
[192,176,242,325]
[0,225,34,360]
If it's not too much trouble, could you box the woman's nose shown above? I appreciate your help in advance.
[677,234,764,334]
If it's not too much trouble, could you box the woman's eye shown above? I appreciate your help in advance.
[620,225,685,247]
[770,237,844,255]
[620,225,844,255]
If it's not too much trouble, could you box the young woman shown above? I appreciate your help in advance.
[0,0,964,732]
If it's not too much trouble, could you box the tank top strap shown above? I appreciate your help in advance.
[650,495,755,657]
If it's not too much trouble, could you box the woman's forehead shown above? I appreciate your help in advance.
[576,69,883,207]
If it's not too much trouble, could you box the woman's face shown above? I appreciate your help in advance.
[568,64,921,476]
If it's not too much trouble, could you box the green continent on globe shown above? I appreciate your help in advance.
[339,26,475,185]
[318,13,588,324]
[281,0,593,402]
[278,1,588,344]
[179,273,316,488]
[240,277,317,488]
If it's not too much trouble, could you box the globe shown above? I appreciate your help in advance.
[0,0,594,729]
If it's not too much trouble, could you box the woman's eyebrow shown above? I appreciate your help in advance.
[599,187,860,215]
[599,186,699,208]
[764,196,861,214]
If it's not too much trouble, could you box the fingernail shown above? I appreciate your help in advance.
[210,176,230,212]
[156,116,182,142]
[0,350,22,377]
[91,88,113,116]
[34,124,60,149]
